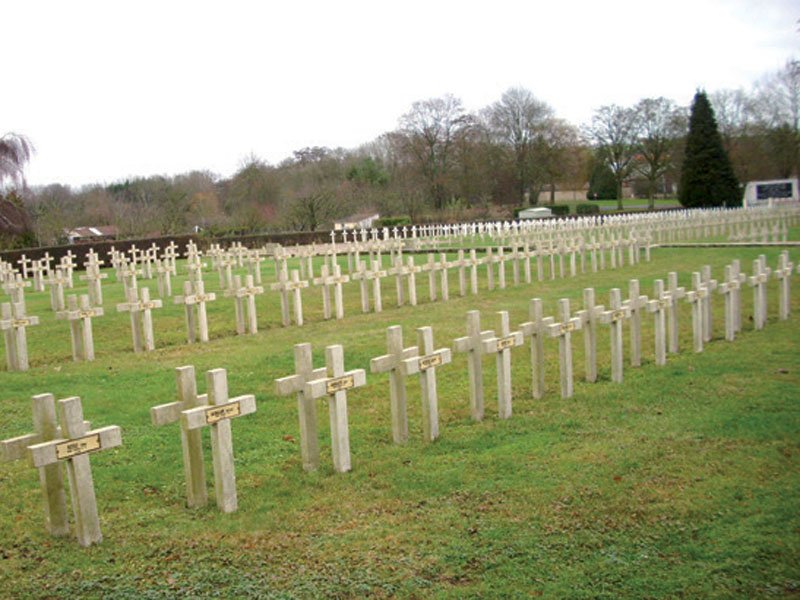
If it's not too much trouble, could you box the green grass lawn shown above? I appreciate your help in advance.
[0,245,798,598]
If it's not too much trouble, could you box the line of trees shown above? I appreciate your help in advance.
[3,59,797,246]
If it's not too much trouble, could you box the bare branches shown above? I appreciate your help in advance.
[0,133,35,189]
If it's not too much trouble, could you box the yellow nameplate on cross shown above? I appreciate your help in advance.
[326,375,354,394]
[419,354,442,371]
[560,322,576,334]
[496,336,516,351]
[55,433,102,460]
[205,402,241,425]
[12,319,30,327]
[611,310,626,321]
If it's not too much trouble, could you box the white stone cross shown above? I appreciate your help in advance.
[1,301,39,371]
[400,327,452,443]
[598,289,632,383]
[313,264,349,320]
[150,366,209,508]
[27,396,122,546]
[577,288,605,383]
[685,272,707,352]
[404,256,421,306]
[422,253,440,302]
[116,287,162,352]
[79,262,107,306]
[56,295,104,361]
[624,279,648,367]
[520,298,554,399]
[481,311,524,419]
[3,273,30,306]
[174,280,213,343]
[388,256,409,306]
[350,259,371,313]
[304,345,367,473]
[155,258,173,298]
[47,268,69,312]
[467,249,482,295]
[16,254,31,279]
[0,393,90,537]
[700,265,718,342]
[227,274,263,334]
[270,269,308,326]
[370,326,419,444]
[438,253,450,301]
[274,343,328,471]
[365,259,386,313]
[774,251,793,321]
[667,272,686,354]
[718,265,741,342]
[453,310,494,421]
[748,257,771,331]
[646,279,669,365]
[180,368,256,513]
[546,299,583,398]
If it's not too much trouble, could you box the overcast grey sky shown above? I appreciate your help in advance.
[4,0,798,188]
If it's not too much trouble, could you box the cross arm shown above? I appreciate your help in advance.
[1,420,92,462]
[150,393,209,427]
[452,329,494,353]
[400,348,452,376]
[28,425,122,468]
[305,369,367,400]
[181,394,257,430]
[520,316,555,337]
[274,367,327,396]
[481,331,524,354]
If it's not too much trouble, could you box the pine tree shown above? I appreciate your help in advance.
[679,91,740,207]
[586,160,617,200]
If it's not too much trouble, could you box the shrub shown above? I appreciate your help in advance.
[576,203,600,215]
[550,205,570,216]
[375,216,412,228]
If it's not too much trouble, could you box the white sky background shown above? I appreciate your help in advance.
[4,0,798,188]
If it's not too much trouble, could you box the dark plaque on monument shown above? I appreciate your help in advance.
[756,182,793,200]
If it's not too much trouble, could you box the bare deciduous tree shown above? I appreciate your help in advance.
[633,97,686,208]
[585,105,640,209]
[397,94,470,209]
[484,87,554,205]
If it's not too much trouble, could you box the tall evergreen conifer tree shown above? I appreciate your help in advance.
[679,91,740,207]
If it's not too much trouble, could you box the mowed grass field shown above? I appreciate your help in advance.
[0,243,798,598]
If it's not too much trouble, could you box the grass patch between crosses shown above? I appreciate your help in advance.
[0,245,799,598]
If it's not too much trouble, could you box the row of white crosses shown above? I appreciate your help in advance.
[1,241,795,368]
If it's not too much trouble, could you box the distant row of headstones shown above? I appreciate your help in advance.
[1,251,794,546]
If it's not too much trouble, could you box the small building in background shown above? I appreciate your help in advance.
[333,211,380,230]
[65,225,119,244]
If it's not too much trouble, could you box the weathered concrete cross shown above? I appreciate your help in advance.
[482,311,524,419]
[520,298,555,399]
[180,368,256,513]
[370,326,419,444]
[400,327,452,443]
[453,310,494,421]
[304,345,367,472]
[546,299,583,398]
[150,366,209,508]
[598,289,632,383]
[27,396,122,546]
